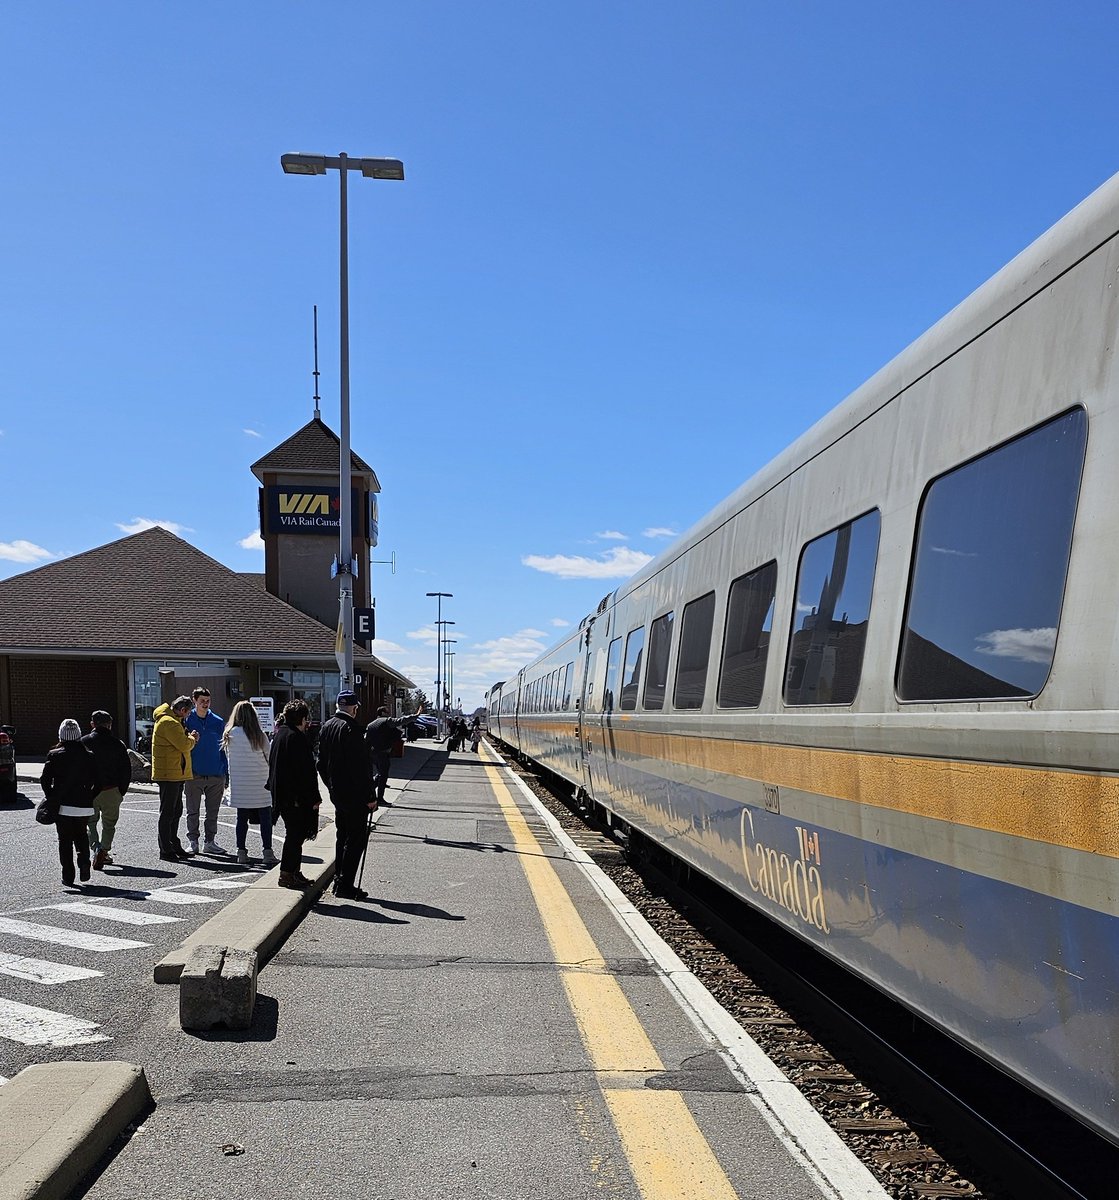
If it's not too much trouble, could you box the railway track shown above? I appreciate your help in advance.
[504,752,1119,1200]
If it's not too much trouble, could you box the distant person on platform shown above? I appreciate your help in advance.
[151,695,198,862]
[185,687,229,856]
[267,699,321,890]
[81,710,131,870]
[364,706,403,808]
[40,719,99,887]
[316,690,376,901]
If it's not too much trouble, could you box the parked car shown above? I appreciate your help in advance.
[407,715,438,739]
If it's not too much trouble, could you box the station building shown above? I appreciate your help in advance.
[0,416,412,753]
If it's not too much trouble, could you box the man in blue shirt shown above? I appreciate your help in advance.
[185,687,229,855]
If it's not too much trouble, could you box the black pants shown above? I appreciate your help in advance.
[278,802,305,873]
[56,815,90,884]
[334,803,369,890]
[157,781,185,855]
[370,751,391,802]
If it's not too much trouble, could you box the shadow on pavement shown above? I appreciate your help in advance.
[370,898,465,921]
[317,903,408,925]
[183,994,279,1043]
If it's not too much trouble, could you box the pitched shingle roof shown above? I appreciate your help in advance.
[250,417,379,488]
[0,527,410,684]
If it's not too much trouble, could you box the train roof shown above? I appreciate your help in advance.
[618,168,1119,602]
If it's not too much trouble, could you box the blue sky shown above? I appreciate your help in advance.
[4,3,1119,712]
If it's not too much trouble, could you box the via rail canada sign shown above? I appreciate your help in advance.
[263,486,367,537]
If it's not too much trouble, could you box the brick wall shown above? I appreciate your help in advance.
[9,658,122,754]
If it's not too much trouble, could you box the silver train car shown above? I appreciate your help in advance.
[488,171,1119,1145]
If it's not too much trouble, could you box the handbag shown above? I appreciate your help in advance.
[35,798,56,826]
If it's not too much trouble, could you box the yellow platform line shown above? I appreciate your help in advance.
[483,756,739,1200]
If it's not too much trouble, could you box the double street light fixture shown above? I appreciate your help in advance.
[426,592,453,735]
[281,151,405,691]
[443,640,458,717]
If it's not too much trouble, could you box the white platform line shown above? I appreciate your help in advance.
[0,952,103,985]
[0,998,110,1047]
[46,902,182,926]
[0,917,149,952]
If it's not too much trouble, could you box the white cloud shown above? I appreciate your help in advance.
[931,545,978,558]
[116,517,192,536]
[0,539,53,564]
[550,617,569,627]
[975,627,1056,665]
[243,428,262,438]
[643,526,678,539]
[596,530,627,541]
[522,546,653,580]
[239,530,265,551]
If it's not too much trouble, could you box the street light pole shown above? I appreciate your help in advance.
[281,151,404,690]
[426,592,452,734]
[443,640,457,717]
[436,620,455,729]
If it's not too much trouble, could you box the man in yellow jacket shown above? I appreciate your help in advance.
[151,696,199,862]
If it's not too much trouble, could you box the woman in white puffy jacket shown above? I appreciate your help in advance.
[221,701,277,867]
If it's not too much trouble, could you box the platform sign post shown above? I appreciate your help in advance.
[249,696,275,736]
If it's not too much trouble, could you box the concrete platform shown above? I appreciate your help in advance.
[74,738,888,1200]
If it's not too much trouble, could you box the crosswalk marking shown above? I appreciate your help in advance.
[0,998,109,1047]
[183,877,258,890]
[46,902,182,926]
[138,889,222,906]
[0,917,149,952]
[0,952,102,985]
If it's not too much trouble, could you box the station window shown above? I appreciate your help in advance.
[673,592,716,710]
[619,626,646,711]
[717,560,777,708]
[785,510,880,706]
[642,612,675,710]
[603,637,623,712]
[897,408,1087,701]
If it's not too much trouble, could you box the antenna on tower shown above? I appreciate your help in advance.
[312,304,321,420]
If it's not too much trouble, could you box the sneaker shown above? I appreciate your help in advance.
[187,838,199,855]
[203,840,227,855]
[261,849,279,867]
[237,849,252,866]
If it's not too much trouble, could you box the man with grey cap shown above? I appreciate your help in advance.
[81,710,131,870]
[315,690,376,900]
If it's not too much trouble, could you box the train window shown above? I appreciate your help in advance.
[785,510,880,706]
[603,637,623,711]
[897,408,1087,701]
[642,612,675,710]
[717,560,777,708]
[619,627,646,711]
[673,592,716,709]
[562,663,574,710]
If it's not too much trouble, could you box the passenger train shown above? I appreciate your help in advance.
[488,171,1119,1146]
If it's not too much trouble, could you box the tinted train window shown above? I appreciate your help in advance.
[603,637,623,712]
[673,592,716,709]
[642,612,674,710]
[619,627,646,711]
[718,561,777,708]
[563,663,573,710]
[785,511,880,706]
[897,408,1086,701]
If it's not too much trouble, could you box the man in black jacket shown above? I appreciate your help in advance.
[316,691,376,900]
[81,711,132,870]
[268,699,321,890]
[364,707,402,807]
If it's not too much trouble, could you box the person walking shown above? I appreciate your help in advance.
[267,699,321,889]
[364,706,402,808]
[81,710,131,870]
[151,696,199,862]
[184,687,228,856]
[316,690,376,900]
[40,719,99,887]
[222,700,277,867]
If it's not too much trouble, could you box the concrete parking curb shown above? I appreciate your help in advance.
[153,817,342,983]
[0,1061,152,1200]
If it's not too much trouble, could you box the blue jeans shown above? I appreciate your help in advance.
[235,806,273,852]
